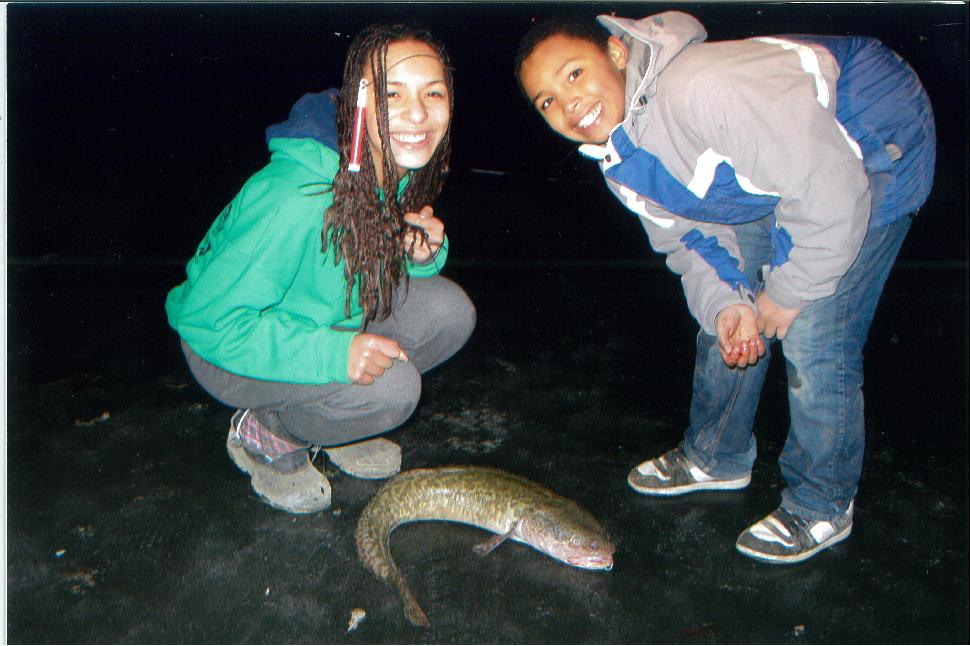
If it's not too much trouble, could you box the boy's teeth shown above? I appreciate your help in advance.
[578,103,602,128]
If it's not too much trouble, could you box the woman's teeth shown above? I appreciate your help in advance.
[578,102,602,129]
[393,132,428,143]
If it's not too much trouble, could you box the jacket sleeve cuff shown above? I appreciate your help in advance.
[407,235,449,277]
[702,284,758,336]
[317,327,356,384]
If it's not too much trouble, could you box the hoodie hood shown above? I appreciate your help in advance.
[265,89,341,151]
[597,11,707,111]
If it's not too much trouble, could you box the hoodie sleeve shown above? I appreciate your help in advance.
[405,235,450,277]
[674,39,871,311]
[167,176,359,385]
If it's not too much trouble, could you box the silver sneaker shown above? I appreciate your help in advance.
[736,503,854,564]
[627,445,751,496]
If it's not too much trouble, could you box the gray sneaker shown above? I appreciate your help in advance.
[324,437,401,479]
[735,503,854,564]
[627,445,751,495]
[227,410,331,514]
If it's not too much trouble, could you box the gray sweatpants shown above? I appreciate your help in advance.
[180,275,476,447]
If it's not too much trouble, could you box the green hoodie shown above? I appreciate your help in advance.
[165,135,448,385]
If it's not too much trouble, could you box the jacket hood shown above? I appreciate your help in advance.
[265,89,341,151]
[597,11,707,110]
[262,89,343,179]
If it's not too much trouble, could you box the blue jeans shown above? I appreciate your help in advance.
[681,214,913,521]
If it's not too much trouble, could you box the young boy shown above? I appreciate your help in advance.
[516,11,935,563]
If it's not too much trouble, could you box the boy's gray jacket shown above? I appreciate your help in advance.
[580,11,935,333]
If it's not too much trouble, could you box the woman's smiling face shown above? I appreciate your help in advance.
[364,39,450,185]
[519,34,628,145]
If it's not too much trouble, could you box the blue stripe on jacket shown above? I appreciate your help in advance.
[605,35,935,280]
[606,36,934,231]
[680,229,753,292]
[607,127,780,225]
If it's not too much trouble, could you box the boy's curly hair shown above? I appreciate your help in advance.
[513,15,611,99]
[325,23,454,327]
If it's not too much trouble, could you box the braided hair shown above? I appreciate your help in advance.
[324,24,454,327]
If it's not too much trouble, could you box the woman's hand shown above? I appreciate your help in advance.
[402,205,444,264]
[348,333,408,385]
[715,303,767,368]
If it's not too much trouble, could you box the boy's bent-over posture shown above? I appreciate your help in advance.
[516,11,935,563]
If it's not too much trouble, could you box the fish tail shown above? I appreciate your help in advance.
[356,514,431,627]
[390,569,430,627]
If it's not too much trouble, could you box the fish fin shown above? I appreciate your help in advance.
[473,530,513,556]
[405,601,430,628]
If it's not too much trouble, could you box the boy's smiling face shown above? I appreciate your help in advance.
[519,33,628,145]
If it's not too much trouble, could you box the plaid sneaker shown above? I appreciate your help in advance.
[227,410,331,514]
[735,502,854,564]
[231,408,308,462]
[627,445,751,496]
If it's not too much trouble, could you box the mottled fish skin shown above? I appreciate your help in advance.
[355,466,614,627]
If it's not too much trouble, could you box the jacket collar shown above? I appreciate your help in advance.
[579,12,707,160]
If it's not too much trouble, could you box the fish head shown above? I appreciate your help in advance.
[518,510,616,571]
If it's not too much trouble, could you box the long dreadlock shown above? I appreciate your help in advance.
[323,24,454,327]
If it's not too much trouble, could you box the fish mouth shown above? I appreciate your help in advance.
[568,554,614,570]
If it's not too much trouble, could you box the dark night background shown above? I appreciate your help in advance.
[4,2,968,643]
[5,1,967,267]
